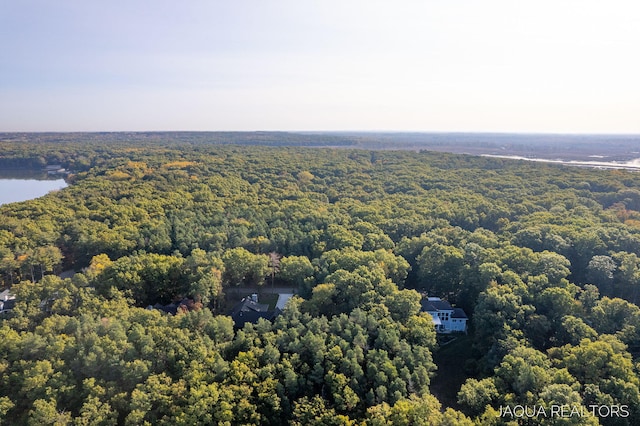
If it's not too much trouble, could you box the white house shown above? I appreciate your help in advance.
[421,296,468,333]
[0,290,16,315]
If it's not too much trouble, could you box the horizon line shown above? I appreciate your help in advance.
[2,130,640,137]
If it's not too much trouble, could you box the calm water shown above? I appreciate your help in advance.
[0,171,67,206]
[481,154,640,170]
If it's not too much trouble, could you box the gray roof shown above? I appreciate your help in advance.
[0,289,14,301]
[421,298,453,312]
[0,299,16,312]
[232,309,280,328]
[452,307,468,319]
[230,298,270,317]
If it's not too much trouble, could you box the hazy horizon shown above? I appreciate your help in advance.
[3,130,640,137]
[2,1,639,134]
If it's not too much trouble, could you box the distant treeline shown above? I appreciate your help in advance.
[2,131,639,162]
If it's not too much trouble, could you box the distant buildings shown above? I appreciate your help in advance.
[147,298,200,315]
[45,165,68,175]
[421,296,468,333]
[144,292,287,329]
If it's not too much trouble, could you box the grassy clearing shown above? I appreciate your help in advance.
[257,293,279,310]
[430,333,475,410]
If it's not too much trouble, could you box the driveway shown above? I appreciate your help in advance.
[275,293,294,310]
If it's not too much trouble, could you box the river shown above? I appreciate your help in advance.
[481,154,640,170]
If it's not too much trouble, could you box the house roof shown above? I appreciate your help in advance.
[452,307,468,319]
[0,299,16,312]
[149,298,196,315]
[156,302,179,315]
[231,309,280,329]
[0,289,15,301]
[421,298,453,313]
[230,298,270,317]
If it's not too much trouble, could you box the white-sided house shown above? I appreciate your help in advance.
[0,289,16,315]
[421,297,468,333]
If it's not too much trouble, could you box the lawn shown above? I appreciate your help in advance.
[429,333,476,410]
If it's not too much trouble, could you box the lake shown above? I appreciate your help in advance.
[0,170,68,206]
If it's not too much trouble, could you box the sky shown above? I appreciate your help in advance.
[1,0,639,133]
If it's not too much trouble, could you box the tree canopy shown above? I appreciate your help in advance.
[2,135,640,424]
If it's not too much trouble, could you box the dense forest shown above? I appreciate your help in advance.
[2,134,640,425]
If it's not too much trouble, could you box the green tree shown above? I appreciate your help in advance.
[473,284,534,357]
[457,378,498,416]
[280,255,315,295]
[291,396,353,426]
[97,252,185,305]
[222,247,269,287]
[27,398,72,426]
[416,244,463,296]
[587,255,616,293]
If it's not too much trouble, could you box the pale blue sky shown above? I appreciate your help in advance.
[1,0,639,133]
